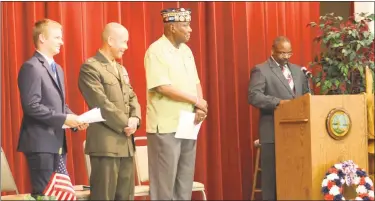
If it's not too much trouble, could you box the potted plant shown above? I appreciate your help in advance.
[308,12,374,95]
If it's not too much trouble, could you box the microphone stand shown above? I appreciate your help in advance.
[306,75,314,95]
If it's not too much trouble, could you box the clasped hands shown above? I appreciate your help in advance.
[124,117,139,136]
[194,97,208,125]
[64,114,89,130]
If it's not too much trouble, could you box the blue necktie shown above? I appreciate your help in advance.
[51,62,57,78]
[51,62,62,89]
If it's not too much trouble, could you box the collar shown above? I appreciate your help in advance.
[270,56,280,66]
[98,49,116,66]
[271,56,288,68]
[36,50,54,66]
[161,34,181,53]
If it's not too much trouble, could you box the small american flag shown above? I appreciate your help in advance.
[43,154,77,200]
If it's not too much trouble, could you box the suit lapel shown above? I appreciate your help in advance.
[116,63,125,85]
[34,52,64,99]
[95,51,121,81]
[56,64,65,99]
[268,58,295,97]
[106,63,121,80]
[116,64,126,93]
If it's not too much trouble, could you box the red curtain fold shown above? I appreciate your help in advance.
[1,2,319,199]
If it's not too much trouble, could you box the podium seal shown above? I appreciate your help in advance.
[326,108,351,140]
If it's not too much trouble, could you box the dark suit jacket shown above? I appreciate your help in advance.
[248,58,309,144]
[17,52,73,154]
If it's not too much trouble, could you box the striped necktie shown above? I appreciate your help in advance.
[282,65,294,91]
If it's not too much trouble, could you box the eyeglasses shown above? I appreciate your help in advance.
[275,51,293,57]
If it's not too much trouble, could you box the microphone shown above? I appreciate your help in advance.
[301,66,313,95]
[301,67,312,78]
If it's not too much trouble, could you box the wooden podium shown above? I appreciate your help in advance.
[274,93,369,200]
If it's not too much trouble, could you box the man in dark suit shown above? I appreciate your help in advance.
[17,19,88,198]
[248,36,310,200]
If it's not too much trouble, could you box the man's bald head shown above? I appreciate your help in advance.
[102,22,128,43]
[101,22,129,59]
[272,36,290,49]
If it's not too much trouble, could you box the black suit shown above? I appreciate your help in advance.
[248,58,309,200]
[17,52,73,196]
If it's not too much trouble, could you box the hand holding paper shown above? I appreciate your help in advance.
[62,108,105,128]
[175,110,203,140]
[123,117,138,136]
[64,114,82,128]
[128,117,139,129]
[76,123,89,131]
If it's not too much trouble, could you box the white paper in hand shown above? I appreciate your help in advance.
[62,107,106,128]
[175,110,203,140]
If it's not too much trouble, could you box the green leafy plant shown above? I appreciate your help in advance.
[308,12,374,94]
[24,195,57,200]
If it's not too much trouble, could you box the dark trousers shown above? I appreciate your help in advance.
[89,156,134,200]
[24,153,66,197]
[261,143,276,200]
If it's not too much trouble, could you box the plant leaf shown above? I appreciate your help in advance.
[363,31,369,38]
[358,66,364,76]
[335,79,341,87]
[307,22,317,27]
[368,13,375,21]
[350,52,356,60]
[356,43,361,51]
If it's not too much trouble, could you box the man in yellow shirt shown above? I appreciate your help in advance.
[144,8,208,200]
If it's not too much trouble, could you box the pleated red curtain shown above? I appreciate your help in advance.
[1,2,319,199]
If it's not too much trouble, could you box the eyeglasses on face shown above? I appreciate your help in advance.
[275,51,293,57]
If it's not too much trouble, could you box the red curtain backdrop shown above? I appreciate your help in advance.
[1,2,319,199]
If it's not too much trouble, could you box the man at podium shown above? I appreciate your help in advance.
[247,36,309,200]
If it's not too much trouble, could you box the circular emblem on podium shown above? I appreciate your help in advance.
[326,108,351,140]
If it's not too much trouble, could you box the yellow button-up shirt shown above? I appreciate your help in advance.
[144,35,200,133]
